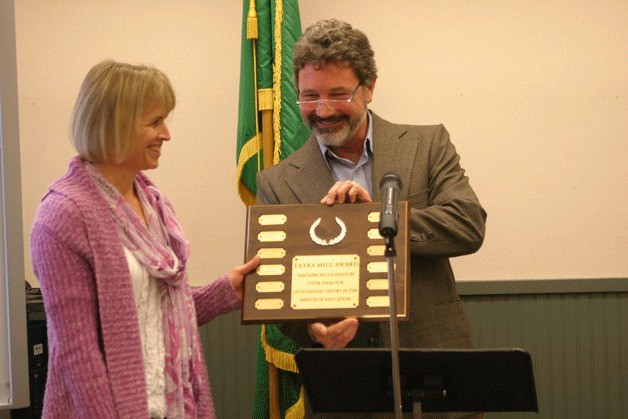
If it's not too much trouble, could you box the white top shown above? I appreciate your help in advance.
[124,246,167,418]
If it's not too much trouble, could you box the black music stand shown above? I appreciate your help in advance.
[295,348,538,415]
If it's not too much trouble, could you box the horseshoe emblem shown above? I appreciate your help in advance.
[309,217,347,246]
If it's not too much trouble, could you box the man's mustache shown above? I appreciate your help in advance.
[309,114,349,125]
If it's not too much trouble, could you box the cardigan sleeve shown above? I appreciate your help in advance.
[192,275,241,326]
[30,199,118,417]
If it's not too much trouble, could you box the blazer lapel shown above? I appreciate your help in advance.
[280,114,419,204]
[284,136,336,203]
[371,113,418,201]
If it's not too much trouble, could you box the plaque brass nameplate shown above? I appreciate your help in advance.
[256,281,285,293]
[242,201,409,323]
[367,212,380,223]
[257,264,286,276]
[258,231,286,242]
[367,229,383,240]
[258,214,287,226]
[367,262,390,273]
[257,247,286,259]
[366,295,390,307]
[367,245,386,256]
[366,279,389,290]
[256,298,284,310]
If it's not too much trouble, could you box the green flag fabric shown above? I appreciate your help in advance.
[237,0,310,417]
[253,324,304,418]
[236,0,310,205]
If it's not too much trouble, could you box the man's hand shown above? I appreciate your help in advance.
[307,318,359,348]
[320,180,372,205]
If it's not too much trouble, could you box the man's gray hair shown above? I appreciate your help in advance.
[293,19,377,88]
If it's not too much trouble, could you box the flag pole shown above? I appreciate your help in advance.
[247,0,274,171]
[259,88,274,169]
[246,0,264,176]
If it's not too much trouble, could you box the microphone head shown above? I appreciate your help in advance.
[379,172,402,190]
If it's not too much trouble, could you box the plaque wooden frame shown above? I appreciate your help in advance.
[241,202,409,324]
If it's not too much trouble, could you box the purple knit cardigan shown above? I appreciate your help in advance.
[30,157,241,418]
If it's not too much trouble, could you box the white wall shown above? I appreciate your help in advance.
[16,0,627,287]
[1,0,29,409]
[17,1,245,287]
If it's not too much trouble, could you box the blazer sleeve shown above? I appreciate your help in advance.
[407,124,487,257]
[30,198,117,417]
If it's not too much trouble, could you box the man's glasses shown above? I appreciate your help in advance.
[296,83,362,111]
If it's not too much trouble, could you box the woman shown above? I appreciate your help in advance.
[30,60,259,418]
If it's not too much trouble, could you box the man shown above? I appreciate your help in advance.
[256,18,486,416]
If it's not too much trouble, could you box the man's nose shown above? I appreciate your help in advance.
[315,99,336,115]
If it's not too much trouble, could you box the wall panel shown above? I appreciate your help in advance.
[200,280,627,418]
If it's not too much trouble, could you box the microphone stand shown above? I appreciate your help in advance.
[384,235,403,419]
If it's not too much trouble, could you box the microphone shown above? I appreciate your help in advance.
[378,172,403,239]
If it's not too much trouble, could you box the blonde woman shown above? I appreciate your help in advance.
[30,60,258,418]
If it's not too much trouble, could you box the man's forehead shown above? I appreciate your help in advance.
[297,63,359,89]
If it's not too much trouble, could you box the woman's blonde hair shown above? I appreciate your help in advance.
[71,60,175,163]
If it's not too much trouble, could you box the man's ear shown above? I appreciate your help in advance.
[363,77,376,103]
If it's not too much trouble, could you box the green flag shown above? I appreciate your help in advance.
[253,324,304,418]
[237,0,310,417]
[236,0,310,205]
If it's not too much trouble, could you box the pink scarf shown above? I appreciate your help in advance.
[85,162,200,418]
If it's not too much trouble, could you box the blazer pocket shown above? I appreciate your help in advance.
[407,188,430,209]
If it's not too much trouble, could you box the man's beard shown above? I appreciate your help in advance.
[308,110,367,148]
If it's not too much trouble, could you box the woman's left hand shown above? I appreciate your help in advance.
[228,255,260,300]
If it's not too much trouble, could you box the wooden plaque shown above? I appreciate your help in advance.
[241,201,409,323]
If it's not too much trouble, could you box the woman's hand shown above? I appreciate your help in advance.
[228,255,260,300]
[320,180,371,205]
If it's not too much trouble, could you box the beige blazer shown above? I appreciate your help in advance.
[256,112,486,349]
